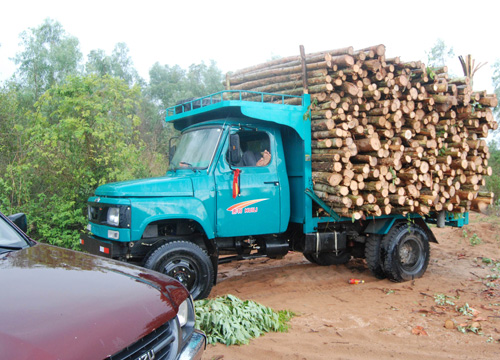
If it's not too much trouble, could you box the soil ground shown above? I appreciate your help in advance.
[202,212,500,360]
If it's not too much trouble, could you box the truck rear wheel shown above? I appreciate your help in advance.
[144,241,214,300]
[364,235,386,279]
[303,251,351,266]
[381,223,430,282]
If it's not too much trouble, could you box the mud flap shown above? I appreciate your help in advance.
[413,217,438,243]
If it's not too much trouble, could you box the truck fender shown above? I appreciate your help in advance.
[363,217,437,243]
[413,217,438,243]
[363,217,397,236]
[131,198,215,241]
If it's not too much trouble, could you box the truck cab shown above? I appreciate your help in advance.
[81,90,468,299]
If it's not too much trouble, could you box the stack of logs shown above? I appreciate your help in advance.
[225,45,498,219]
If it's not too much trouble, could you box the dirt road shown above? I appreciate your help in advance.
[203,213,500,359]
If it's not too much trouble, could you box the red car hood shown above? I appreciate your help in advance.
[0,243,188,360]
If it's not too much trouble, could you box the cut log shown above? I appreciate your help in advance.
[312,171,343,187]
[354,137,381,152]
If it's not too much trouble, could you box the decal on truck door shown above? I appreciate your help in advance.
[227,199,268,215]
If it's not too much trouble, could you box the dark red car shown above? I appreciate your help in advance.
[0,211,205,360]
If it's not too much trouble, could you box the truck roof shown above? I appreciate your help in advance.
[165,91,311,136]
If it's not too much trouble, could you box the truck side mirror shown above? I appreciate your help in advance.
[229,134,242,165]
[169,145,176,163]
[8,213,28,233]
[168,136,179,164]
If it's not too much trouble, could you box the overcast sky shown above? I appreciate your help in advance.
[1,0,499,93]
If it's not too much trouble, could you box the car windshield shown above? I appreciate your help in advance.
[170,127,222,170]
[0,216,29,251]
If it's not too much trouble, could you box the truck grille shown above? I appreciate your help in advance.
[107,319,179,360]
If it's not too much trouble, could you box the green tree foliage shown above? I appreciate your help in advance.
[85,42,141,86]
[85,49,112,77]
[135,94,171,175]
[0,84,31,209]
[186,60,225,96]
[426,38,455,68]
[12,18,82,102]
[485,141,500,205]
[1,19,225,249]
[491,59,500,128]
[147,60,223,109]
[145,60,224,168]
[0,85,22,167]
[147,63,190,109]
[29,75,145,193]
[1,75,146,248]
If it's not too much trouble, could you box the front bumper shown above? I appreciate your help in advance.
[179,330,206,360]
[80,232,128,259]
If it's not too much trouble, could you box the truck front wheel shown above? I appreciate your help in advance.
[382,223,430,282]
[144,241,214,300]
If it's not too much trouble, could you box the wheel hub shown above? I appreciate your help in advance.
[399,238,420,269]
[164,260,196,290]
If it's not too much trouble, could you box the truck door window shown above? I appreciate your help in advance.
[230,131,271,167]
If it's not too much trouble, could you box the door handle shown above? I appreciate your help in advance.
[264,181,279,186]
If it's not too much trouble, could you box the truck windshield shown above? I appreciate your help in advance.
[170,127,222,170]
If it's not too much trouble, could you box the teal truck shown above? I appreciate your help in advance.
[80,90,468,299]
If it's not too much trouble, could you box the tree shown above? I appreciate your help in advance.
[85,42,141,86]
[12,18,82,102]
[110,42,141,86]
[0,75,146,249]
[491,59,500,126]
[185,60,224,97]
[0,83,31,211]
[147,60,223,109]
[144,60,224,171]
[1,19,228,248]
[426,38,455,68]
[85,49,112,77]
[485,140,500,206]
[147,62,188,109]
[0,85,21,166]
[29,75,145,196]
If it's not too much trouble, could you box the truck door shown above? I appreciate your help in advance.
[214,129,281,237]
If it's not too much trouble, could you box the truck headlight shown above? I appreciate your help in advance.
[177,296,195,331]
[107,207,120,226]
[177,299,189,327]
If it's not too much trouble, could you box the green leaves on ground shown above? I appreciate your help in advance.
[194,294,294,345]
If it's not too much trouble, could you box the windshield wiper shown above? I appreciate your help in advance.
[172,161,196,172]
[179,161,193,168]
[0,245,25,250]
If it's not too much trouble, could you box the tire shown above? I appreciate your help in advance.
[303,253,318,264]
[381,223,430,282]
[364,235,386,279]
[303,251,351,266]
[144,241,214,300]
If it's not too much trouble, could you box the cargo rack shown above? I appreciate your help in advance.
[165,90,305,119]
